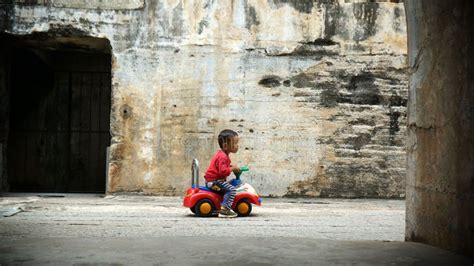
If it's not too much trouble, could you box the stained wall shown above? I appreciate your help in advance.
[0,0,407,197]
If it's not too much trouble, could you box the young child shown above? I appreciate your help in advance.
[204,129,241,218]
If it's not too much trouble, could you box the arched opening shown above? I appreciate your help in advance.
[0,33,112,193]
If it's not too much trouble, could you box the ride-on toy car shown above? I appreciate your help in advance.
[183,159,262,217]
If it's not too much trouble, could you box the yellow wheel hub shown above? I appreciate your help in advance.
[237,202,249,214]
[199,202,212,214]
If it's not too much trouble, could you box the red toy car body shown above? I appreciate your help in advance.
[183,159,261,217]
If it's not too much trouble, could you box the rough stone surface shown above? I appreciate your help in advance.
[0,194,405,240]
[0,195,473,265]
[2,237,473,265]
[0,1,407,198]
[404,0,474,256]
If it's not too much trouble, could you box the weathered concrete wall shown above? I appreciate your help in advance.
[405,0,474,256]
[1,0,407,197]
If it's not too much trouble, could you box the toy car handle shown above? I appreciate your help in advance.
[234,166,249,180]
[192,158,199,187]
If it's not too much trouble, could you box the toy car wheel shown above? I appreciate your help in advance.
[235,199,252,217]
[194,199,215,217]
[190,208,196,214]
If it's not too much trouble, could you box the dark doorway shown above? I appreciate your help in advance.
[4,34,111,193]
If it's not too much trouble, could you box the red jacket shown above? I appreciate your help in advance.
[204,150,232,182]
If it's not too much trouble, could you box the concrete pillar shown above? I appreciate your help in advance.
[405,0,474,256]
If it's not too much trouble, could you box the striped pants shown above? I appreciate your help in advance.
[207,180,236,209]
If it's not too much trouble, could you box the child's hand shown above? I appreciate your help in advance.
[232,166,241,174]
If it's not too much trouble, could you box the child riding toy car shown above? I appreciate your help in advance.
[183,159,262,217]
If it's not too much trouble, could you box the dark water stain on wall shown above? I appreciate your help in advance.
[309,38,338,46]
[387,93,405,146]
[349,117,376,126]
[259,75,281,87]
[281,41,339,57]
[320,89,339,107]
[170,2,184,36]
[290,72,317,88]
[318,82,339,107]
[270,0,315,14]
[323,1,341,39]
[392,6,404,32]
[389,93,407,107]
[270,0,341,14]
[346,133,372,150]
[270,0,385,42]
[352,3,379,41]
[388,110,400,145]
[245,1,260,30]
[339,73,381,105]
[198,19,209,34]
[197,0,215,34]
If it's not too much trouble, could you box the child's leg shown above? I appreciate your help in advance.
[212,180,237,209]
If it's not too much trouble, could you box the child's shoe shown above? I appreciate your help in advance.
[218,207,238,218]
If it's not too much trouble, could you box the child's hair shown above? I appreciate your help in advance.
[218,129,238,149]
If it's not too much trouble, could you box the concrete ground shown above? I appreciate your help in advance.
[0,194,472,265]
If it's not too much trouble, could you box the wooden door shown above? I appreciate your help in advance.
[8,49,111,192]
[68,72,111,192]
